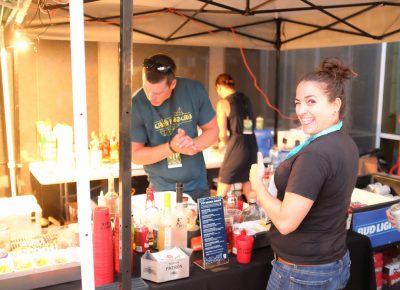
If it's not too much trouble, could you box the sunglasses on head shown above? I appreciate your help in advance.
[143,58,172,73]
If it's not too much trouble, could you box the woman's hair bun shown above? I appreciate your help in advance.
[318,58,357,81]
[216,73,235,87]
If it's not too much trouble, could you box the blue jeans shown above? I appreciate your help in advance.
[267,251,351,290]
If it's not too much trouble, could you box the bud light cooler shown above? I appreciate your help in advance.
[352,199,400,248]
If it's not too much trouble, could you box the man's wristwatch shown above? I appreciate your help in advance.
[168,140,177,153]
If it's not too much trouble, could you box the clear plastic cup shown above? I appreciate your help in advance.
[390,203,400,231]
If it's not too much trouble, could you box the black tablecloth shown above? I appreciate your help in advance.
[36,230,376,290]
[144,247,273,290]
[143,230,375,290]
[345,230,376,290]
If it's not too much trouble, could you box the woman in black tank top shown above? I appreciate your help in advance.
[215,73,258,201]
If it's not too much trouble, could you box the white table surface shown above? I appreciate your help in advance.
[351,187,398,205]
[30,148,226,185]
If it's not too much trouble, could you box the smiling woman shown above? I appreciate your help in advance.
[250,58,359,290]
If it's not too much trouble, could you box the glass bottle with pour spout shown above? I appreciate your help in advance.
[157,192,173,251]
[105,171,119,223]
[143,187,159,248]
[172,182,188,248]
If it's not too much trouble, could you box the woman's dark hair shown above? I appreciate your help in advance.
[300,58,357,119]
[143,54,176,86]
[215,73,235,88]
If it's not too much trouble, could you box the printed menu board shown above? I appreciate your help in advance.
[195,196,228,269]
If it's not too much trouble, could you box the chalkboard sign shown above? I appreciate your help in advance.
[194,196,229,269]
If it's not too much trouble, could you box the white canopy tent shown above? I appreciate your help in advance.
[1,1,399,289]
[20,0,400,50]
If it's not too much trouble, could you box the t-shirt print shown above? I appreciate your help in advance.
[154,107,193,137]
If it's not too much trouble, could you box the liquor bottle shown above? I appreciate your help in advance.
[263,164,274,187]
[99,133,110,161]
[157,192,173,251]
[142,187,159,248]
[240,199,263,222]
[109,130,119,163]
[89,132,102,168]
[172,182,187,248]
[226,189,238,209]
[113,215,120,273]
[105,172,119,222]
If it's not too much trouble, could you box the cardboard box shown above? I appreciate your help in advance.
[141,247,192,283]
[358,156,378,176]
[383,260,400,286]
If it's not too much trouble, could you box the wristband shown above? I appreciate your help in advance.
[168,140,177,154]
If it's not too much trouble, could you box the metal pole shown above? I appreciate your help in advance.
[375,42,387,149]
[69,1,95,289]
[119,0,133,289]
[273,19,282,143]
[0,27,17,197]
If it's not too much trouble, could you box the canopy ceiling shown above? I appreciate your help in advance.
[0,0,31,28]
[16,0,400,50]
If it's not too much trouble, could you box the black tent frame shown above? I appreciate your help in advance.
[29,1,400,50]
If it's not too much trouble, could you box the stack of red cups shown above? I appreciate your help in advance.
[93,206,114,287]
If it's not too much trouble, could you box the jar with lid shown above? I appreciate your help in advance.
[256,116,264,130]
[0,224,10,257]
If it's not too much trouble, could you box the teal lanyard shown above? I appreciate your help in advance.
[285,121,343,160]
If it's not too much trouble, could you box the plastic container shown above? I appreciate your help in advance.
[255,129,274,157]
[0,224,10,253]
[0,195,42,240]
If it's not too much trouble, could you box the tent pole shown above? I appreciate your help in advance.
[273,18,282,143]
[375,42,387,149]
[0,27,17,197]
[274,50,280,143]
[69,1,95,289]
[119,0,133,288]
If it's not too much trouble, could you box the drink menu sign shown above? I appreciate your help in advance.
[195,196,229,269]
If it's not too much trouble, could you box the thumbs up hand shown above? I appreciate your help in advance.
[250,152,265,187]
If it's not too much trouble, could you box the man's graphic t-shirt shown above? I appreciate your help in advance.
[131,77,215,195]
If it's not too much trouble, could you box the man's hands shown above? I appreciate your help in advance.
[170,128,201,155]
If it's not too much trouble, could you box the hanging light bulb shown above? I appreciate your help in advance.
[10,30,33,50]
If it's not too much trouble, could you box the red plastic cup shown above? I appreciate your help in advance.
[93,207,112,233]
[236,235,254,264]
[93,207,114,286]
